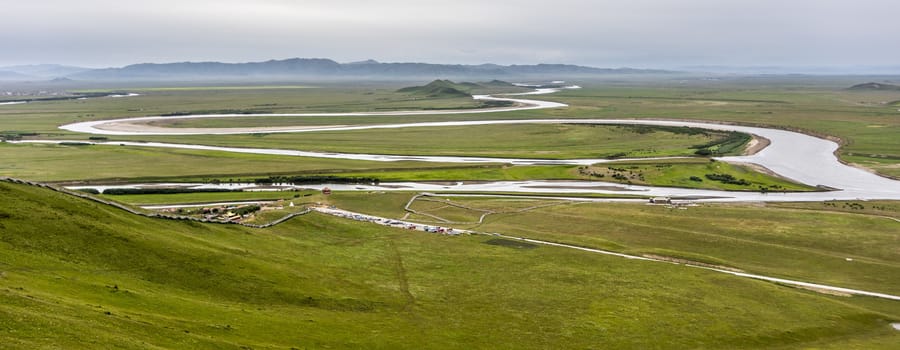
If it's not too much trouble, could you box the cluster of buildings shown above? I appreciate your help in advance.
[194,206,252,222]
[316,206,463,235]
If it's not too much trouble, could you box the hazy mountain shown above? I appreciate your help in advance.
[0,70,35,81]
[68,58,674,81]
[1,64,91,78]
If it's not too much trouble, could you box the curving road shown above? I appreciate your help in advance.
[37,84,900,201]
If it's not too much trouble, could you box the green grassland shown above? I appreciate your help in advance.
[0,85,486,135]
[0,78,900,176]
[576,158,815,191]
[0,142,469,182]
[2,182,900,349]
[312,159,813,191]
[767,200,900,219]
[100,124,742,160]
[526,83,900,177]
[324,191,900,296]
[2,78,899,349]
[145,81,898,176]
[0,142,811,192]
[3,78,898,176]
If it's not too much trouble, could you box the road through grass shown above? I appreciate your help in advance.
[324,191,900,296]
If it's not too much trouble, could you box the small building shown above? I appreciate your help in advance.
[649,196,672,204]
[322,187,332,195]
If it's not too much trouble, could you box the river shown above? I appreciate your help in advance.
[31,84,900,201]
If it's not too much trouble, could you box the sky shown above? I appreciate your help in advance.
[2,0,899,71]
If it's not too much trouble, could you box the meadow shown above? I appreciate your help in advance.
[324,191,900,296]
[0,142,810,192]
[2,77,897,177]
[98,123,744,160]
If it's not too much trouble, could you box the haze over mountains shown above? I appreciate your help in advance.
[0,58,670,82]
[0,64,92,81]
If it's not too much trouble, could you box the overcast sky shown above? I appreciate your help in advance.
[2,0,898,70]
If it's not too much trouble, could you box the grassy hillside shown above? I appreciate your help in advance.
[1,182,899,348]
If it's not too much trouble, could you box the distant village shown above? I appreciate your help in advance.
[159,199,298,223]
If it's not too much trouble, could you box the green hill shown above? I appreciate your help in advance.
[1,181,899,349]
[396,79,473,98]
[847,82,900,91]
[397,79,531,98]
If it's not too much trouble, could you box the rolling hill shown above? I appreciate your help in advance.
[1,180,899,348]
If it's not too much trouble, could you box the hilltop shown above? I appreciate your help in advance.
[396,79,475,98]
[397,79,526,98]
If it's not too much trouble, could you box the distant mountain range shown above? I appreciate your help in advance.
[0,58,673,82]
[0,64,92,81]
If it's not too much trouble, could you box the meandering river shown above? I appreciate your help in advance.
[31,85,900,201]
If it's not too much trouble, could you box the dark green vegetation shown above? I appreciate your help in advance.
[576,158,812,191]
[2,182,900,349]
[691,131,751,156]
